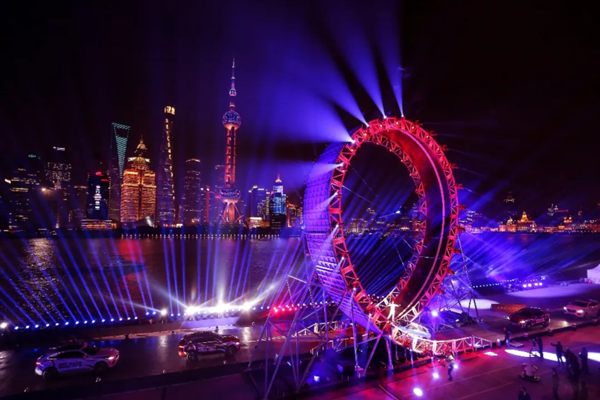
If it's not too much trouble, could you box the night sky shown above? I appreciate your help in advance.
[1,0,599,217]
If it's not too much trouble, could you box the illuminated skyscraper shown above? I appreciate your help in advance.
[7,154,43,231]
[248,185,267,218]
[220,59,242,223]
[109,123,130,221]
[182,158,203,226]
[157,106,176,226]
[269,175,287,232]
[45,146,71,190]
[120,137,156,224]
[86,171,110,219]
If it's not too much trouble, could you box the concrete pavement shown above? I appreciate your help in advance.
[76,325,600,400]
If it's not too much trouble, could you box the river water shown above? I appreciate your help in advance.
[0,234,599,326]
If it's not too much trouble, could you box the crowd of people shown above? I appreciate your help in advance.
[549,340,589,399]
[505,330,591,399]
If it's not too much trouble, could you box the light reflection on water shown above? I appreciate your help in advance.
[0,234,599,325]
[0,238,301,323]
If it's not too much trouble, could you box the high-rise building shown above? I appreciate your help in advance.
[248,185,267,218]
[182,158,203,226]
[45,146,71,190]
[120,137,156,224]
[156,106,176,226]
[109,123,131,221]
[220,59,242,223]
[286,203,302,228]
[7,154,43,231]
[86,171,110,220]
[72,184,88,223]
[269,175,287,232]
[205,186,217,224]
[258,197,269,220]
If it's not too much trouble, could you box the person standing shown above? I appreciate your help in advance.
[447,353,455,382]
[551,341,564,368]
[519,386,532,400]
[504,327,511,348]
[552,368,560,400]
[568,353,580,400]
[538,336,544,359]
[580,347,588,373]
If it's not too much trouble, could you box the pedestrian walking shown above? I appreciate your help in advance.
[504,327,511,348]
[580,381,588,400]
[551,341,564,368]
[551,368,559,400]
[538,336,544,359]
[519,386,531,400]
[447,353,455,381]
[579,347,588,373]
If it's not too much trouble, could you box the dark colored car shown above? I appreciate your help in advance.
[509,307,550,329]
[439,309,474,327]
[178,331,240,360]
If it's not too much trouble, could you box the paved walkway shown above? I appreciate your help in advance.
[83,325,600,400]
[310,326,600,400]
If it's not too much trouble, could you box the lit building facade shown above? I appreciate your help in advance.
[120,137,156,224]
[182,158,203,226]
[286,203,302,228]
[269,175,287,232]
[156,106,176,226]
[348,217,369,234]
[248,185,267,218]
[220,59,242,223]
[45,146,71,190]
[72,184,88,223]
[108,123,130,221]
[7,154,43,231]
[86,171,110,220]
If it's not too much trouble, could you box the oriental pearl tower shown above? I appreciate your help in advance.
[220,58,242,223]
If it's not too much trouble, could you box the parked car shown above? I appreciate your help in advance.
[178,331,240,360]
[563,299,599,318]
[35,343,119,379]
[509,307,550,329]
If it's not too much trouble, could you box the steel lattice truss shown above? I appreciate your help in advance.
[303,117,461,342]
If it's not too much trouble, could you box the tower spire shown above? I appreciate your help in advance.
[229,57,236,108]
[136,135,147,155]
[221,58,242,224]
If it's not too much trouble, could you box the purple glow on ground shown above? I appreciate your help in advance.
[506,284,598,299]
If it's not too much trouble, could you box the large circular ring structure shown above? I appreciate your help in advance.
[303,117,460,339]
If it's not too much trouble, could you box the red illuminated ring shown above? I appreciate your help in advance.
[303,117,460,336]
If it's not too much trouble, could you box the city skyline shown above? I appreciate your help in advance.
[1,1,599,213]
[1,4,600,398]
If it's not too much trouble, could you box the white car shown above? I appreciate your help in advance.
[563,299,599,318]
[35,343,119,379]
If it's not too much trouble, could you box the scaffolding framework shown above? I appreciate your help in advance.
[247,117,488,398]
